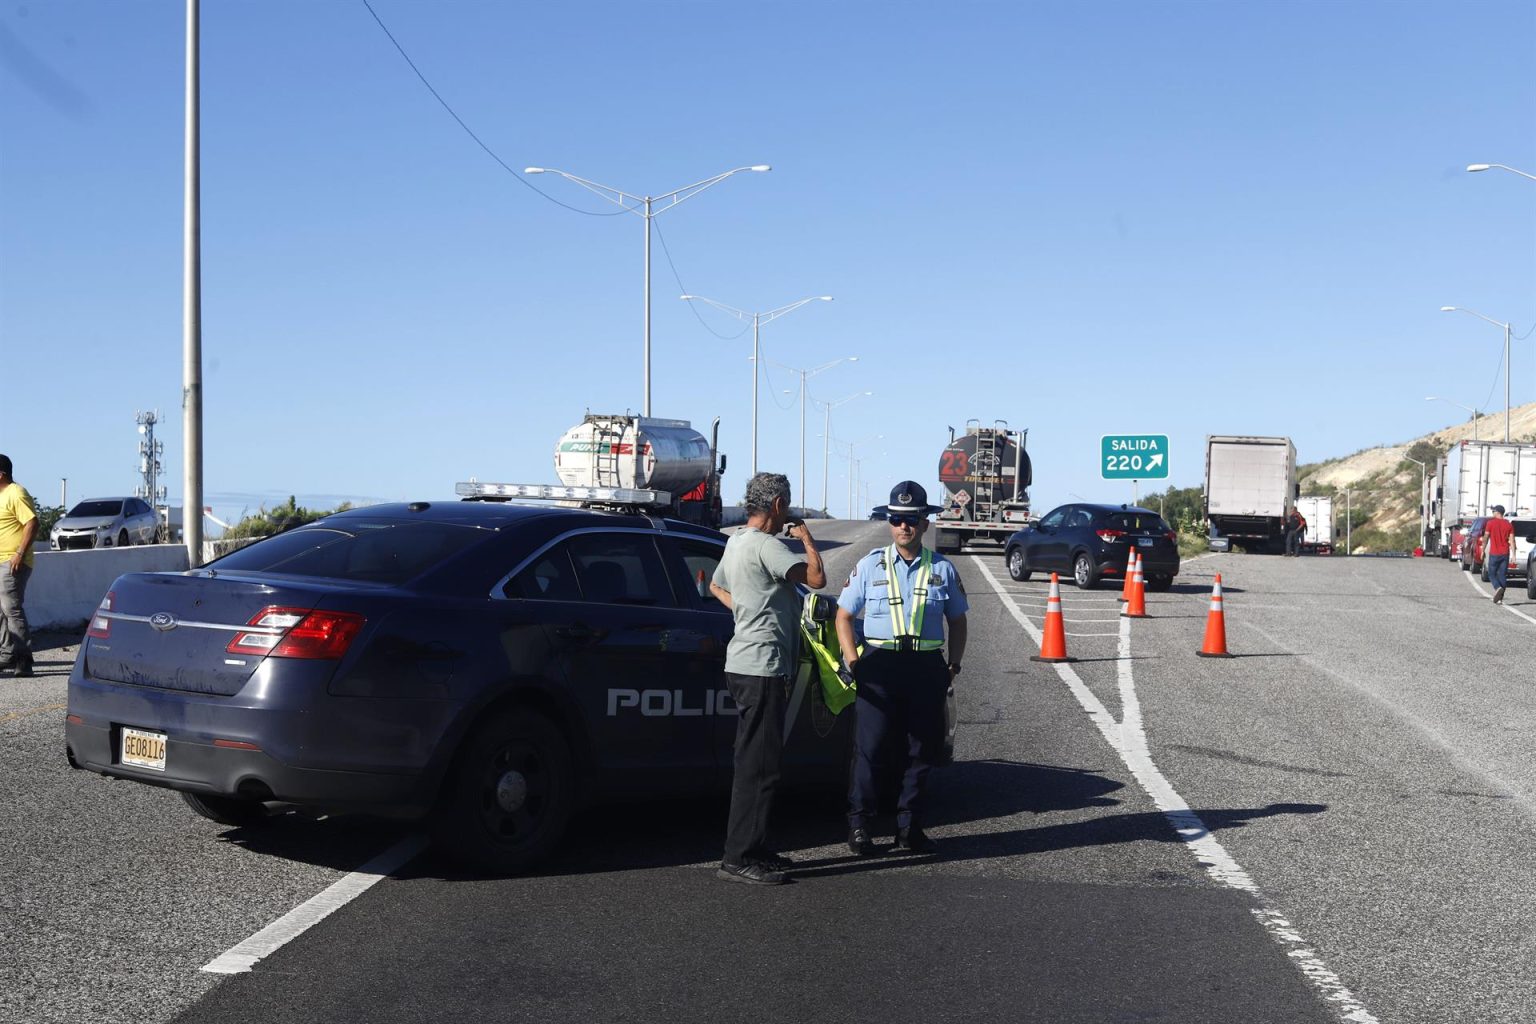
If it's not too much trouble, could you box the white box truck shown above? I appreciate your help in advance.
[1441,440,1536,532]
[1425,454,1448,557]
[1295,495,1334,554]
[1204,435,1298,553]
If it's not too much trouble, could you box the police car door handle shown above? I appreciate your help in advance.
[553,624,599,641]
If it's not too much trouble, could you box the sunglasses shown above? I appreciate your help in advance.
[887,514,921,528]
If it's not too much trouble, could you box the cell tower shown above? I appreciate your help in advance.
[135,410,166,514]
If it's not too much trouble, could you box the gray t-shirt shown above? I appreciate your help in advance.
[712,526,804,677]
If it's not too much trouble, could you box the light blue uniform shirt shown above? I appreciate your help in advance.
[836,545,969,643]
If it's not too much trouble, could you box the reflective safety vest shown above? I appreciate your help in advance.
[799,593,856,714]
[865,545,945,652]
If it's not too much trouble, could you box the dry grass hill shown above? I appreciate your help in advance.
[1298,400,1536,552]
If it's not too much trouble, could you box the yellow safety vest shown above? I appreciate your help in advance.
[866,545,945,652]
[799,593,856,713]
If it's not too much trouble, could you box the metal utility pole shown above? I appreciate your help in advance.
[1344,488,1352,555]
[182,0,204,566]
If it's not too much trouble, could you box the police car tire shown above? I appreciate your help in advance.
[1006,546,1032,582]
[433,708,575,874]
[1147,574,1173,592]
[181,791,270,827]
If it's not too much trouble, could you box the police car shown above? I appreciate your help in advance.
[64,484,856,873]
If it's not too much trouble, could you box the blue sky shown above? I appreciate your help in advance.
[2,0,1533,527]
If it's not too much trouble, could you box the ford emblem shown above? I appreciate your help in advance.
[149,612,178,632]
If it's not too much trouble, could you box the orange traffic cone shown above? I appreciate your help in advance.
[1123,554,1148,618]
[1197,574,1234,658]
[1119,547,1137,603]
[1031,573,1076,663]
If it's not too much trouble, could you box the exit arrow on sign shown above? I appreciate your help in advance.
[1101,434,1169,480]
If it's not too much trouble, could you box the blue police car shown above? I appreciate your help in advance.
[64,491,856,873]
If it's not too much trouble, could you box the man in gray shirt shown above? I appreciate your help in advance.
[709,472,825,885]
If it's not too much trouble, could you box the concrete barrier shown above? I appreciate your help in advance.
[26,545,191,630]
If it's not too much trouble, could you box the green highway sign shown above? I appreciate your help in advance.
[1101,434,1169,480]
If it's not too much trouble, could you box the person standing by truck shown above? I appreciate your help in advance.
[1484,505,1514,604]
[1284,507,1306,556]
[708,472,826,885]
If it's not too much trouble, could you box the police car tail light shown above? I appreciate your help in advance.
[1095,529,1125,542]
[1165,530,1177,543]
[86,591,114,639]
[227,606,365,659]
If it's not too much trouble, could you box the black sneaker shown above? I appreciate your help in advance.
[847,826,876,857]
[893,826,938,855]
[752,851,794,872]
[716,862,787,886]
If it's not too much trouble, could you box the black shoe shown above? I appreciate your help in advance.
[847,826,876,857]
[1495,587,1506,604]
[894,826,938,854]
[751,851,795,872]
[716,862,787,886]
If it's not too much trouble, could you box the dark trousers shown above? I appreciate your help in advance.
[722,672,787,866]
[848,648,949,831]
[1489,553,1510,590]
[1285,528,1302,555]
[0,563,32,666]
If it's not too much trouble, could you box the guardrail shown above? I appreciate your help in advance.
[25,539,261,630]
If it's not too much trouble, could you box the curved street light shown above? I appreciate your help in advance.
[525,164,770,415]
[773,356,858,510]
[1440,306,1514,441]
[1425,395,1484,441]
[814,390,872,512]
[1467,163,1536,182]
[680,294,833,474]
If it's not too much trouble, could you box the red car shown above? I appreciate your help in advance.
[1458,517,1490,574]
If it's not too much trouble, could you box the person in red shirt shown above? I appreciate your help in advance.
[1483,505,1515,604]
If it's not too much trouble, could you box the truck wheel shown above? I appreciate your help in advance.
[432,708,575,875]
[1006,546,1032,582]
[181,791,270,827]
[934,529,957,554]
[1072,552,1098,589]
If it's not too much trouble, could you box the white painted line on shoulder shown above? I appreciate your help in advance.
[201,835,427,974]
[972,556,1379,1024]
[1460,565,1536,626]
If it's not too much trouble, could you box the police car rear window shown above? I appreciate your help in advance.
[210,520,484,584]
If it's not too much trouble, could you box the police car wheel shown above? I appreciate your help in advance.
[181,791,270,827]
[433,708,575,874]
[1147,574,1173,592]
[1006,546,1032,582]
[1073,552,1098,589]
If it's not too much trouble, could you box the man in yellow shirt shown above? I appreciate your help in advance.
[0,455,38,678]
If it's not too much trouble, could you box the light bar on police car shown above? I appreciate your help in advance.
[455,482,672,504]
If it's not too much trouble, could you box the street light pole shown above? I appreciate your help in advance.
[815,390,872,513]
[525,164,770,415]
[680,294,833,474]
[1405,455,1427,550]
[774,356,858,512]
[1426,396,1483,442]
[1467,162,1536,182]
[1441,306,1514,442]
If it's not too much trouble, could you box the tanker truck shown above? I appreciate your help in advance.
[931,420,1032,554]
[458,413,727,528]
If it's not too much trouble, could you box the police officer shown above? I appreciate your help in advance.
[835,480,967,856]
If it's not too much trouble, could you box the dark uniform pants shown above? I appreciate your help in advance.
[848,647,949,831]
[722,672,787,866]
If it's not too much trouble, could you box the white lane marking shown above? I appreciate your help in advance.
[1460,566,1536,626]
[201,835,427,974]
[972,557,1379,1024]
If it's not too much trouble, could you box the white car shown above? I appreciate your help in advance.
[51,497,159,550]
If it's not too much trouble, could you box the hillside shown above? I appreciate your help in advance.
[1297,401,1536,553]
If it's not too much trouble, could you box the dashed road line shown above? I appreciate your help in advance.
[972,556,1379,1024]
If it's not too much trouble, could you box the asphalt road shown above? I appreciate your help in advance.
[4,525,1534,1024]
